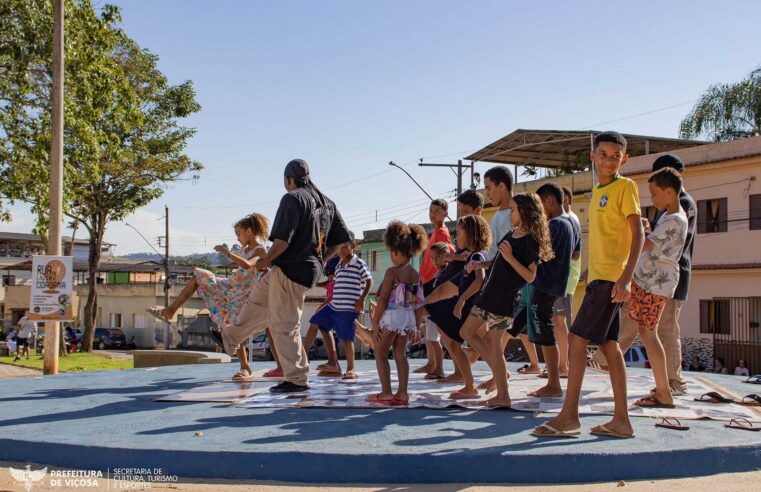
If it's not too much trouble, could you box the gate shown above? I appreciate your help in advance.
[709,297,761,375]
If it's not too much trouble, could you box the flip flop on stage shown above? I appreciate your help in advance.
[263,367,283,378]
[590,424,635,439]
[737,394,761,407]
[232,368,253,381]
[531,423,581,438]
[655,417,689,431]
[341,370,358,380]
[517,364,542,375]
[724,418,761,432]
[744,375,761,385]
[634,396,676,409]
[694,391,735,404]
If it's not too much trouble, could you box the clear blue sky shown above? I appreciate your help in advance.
[6,0,761,255]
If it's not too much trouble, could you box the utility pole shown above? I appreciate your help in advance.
[388,162,453,221]
[44,0,64,375]
[418,159,475,218]
[164,205,170,349]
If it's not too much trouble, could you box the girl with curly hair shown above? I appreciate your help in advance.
[459,192,553,408]
[419,214,492,399]
[354,221,428,405]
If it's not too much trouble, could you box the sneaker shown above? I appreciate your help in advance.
[269,381,309,393]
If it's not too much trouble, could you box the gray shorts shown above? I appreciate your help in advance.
[553,293,573,317]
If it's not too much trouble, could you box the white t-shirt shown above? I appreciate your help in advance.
[17,317,36,339]
[633,208,688,297]
[487,208,513,261]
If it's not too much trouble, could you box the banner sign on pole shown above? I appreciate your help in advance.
[29,255,73,321]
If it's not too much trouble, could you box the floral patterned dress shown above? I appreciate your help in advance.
[194,245,262,328]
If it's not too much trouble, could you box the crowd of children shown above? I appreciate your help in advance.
[163,131,695,439]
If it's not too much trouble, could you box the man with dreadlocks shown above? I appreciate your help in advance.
[221,159,351,392]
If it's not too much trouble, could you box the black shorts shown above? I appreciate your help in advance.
[507,284,532,338]
[16,337,29,348]
[569,280,622,344]
[527,288,557,346]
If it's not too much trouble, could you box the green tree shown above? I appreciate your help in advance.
[680,67,761,142]
[0,1,202,351]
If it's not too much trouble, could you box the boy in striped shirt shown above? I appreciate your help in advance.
[308,231,373,379]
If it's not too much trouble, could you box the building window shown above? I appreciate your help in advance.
[697,198,728,233]
[110,313,122,329]
[369,250,378,272]
[750,194,761,231]
[699,299,730,334]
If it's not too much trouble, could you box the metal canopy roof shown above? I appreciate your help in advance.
[465,129,707,168]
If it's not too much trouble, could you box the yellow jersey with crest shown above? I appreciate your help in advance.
[588,175,641,283]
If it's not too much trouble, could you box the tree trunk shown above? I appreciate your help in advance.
[82,214,105,352]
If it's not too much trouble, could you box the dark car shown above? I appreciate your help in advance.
[306,335,345,360]
[94,328,126,350]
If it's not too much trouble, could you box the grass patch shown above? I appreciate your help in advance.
[0,352,133,372]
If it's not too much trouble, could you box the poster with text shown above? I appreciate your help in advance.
[29,256,74,321]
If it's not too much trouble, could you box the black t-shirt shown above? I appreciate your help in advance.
[533,215,576,298]
[269,187,351,288]
[474,232,540,317]
[459,250,486,296]
[652,190,696,301]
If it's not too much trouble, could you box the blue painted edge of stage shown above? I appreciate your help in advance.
[1,438,759,484]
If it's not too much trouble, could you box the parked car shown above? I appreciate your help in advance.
[94,328,126,350]
[248,332,275,361]
[624,345,650,368]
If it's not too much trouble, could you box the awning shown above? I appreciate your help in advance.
[465,129,707,168]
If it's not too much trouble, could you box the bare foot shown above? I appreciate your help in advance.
[354,320,374,348]
[437,373,464,384]
[478,378,496,392]
[483,394,511,408]
[367,392,394,403]
[413,365,432,374]
[463,347,480,364]
[393,391,409,403]
[527,385,563,398]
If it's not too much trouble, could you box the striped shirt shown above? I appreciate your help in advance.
[329,255,372,312]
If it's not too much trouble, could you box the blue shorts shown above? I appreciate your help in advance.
[309,305,359,342]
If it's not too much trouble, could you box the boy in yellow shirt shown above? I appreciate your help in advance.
[534,131,644,439]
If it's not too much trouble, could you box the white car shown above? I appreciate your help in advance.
[624,345,650,368]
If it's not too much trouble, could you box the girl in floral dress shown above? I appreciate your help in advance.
[147,213,282,380]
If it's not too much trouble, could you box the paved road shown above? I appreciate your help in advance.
[0,362,40,378]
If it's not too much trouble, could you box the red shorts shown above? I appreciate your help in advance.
[628,281,667,330]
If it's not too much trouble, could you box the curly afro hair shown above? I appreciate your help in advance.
[383,221,428,258]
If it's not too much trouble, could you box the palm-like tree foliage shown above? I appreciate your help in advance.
[680,67,761,142]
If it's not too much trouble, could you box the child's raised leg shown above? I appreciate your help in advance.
[636,325,672,406]
[353,319,375,349]
[594,340,633,437]
[392,333,410,402]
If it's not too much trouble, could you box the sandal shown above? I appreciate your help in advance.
[146,307,172,324]
[745,375,761,385]
[655,417,689,431]
[232,369,253,381]
[737,394,761,407]
[448,389,478,400]
[634,396,676,409]
[365,394,393,404]
[517,364,541,375]
[424,373,444,380]
[263,367,283,378]
[694,391,735,404]
[724,418,761,431]
[531,423,581,438]
[342,370,358,380]
[316,363,339,372]
[386,397,409,406]
[590,424,635,439]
